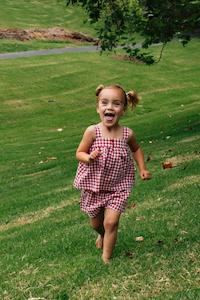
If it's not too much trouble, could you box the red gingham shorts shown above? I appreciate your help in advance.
[80,190,130,218]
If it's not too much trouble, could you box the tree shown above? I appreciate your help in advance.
[66,0,200,64]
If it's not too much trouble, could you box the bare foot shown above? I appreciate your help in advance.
[95,235,103,249]
[102,254,110,264]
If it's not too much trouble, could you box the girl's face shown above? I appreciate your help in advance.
[97,88,125,128]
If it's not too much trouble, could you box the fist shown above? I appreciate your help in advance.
[89,149,101,162]
[140,169,151,180]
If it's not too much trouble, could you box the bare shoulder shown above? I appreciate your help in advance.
[83,125,96,140]
[127,127,136,141]
[76,125,96,152]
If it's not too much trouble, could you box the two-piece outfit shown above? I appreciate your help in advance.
[74,125,138,218]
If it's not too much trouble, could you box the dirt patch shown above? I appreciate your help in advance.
[114,54,143,64]
[167,175,200,191]
[5,100,25,107]
[177,136,200,144]
[163,153,200,167]
[0,198,78,233]
[0,27,97,43]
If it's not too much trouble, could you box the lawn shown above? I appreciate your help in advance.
[0,0,94,33]
[0,39,200,299]
[0,0,95,53]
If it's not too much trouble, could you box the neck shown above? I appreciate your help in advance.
[98,122,123,139]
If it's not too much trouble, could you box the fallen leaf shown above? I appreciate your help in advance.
[185,126,193,131]
[146,155,152,162]
[180,230,188,235]
[157,240,164,245]
[47,156,57,161]
[135,236,144,242]
[38,157,57,164]
[174,236,183,244]
[128,203,137,209]
[196,268,200,274]
[136,216,145,221]
[124,251,135,258]
[162,162,173,169]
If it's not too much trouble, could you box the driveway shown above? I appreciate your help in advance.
[0,45,100,59]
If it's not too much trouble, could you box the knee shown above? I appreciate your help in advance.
[91,222,101,231]
[104,219,119,232]
[90,219,103,232]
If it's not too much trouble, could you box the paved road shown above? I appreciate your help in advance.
[0,45,100,59]
[0,42,146,60]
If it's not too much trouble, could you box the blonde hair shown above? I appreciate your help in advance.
[95,84,140,110]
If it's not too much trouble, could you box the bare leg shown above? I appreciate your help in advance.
[102,208,121,263]
[90,208,105,249]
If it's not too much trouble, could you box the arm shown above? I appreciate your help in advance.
[133,147,151,180]
[76,125,100,164]
[128,130,151,180]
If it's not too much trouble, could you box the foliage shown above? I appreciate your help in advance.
[66,0,200,63]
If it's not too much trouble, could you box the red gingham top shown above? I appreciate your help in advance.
[74,125,136,193]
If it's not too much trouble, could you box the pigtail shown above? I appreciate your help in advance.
[95,84,104,97]
[126,90,140,110]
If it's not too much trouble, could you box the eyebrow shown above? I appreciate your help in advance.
[100,98,122,102]
[113,99,122,102]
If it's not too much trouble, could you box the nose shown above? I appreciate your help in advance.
[107,101,113,109]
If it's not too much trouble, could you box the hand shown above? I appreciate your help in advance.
[140,169,151,180]
[89,149,101,162]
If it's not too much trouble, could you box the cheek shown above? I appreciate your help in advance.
[118,106,125,115]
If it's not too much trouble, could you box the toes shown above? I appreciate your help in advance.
[95,235,103,249]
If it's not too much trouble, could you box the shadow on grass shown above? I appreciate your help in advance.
[56,291,69,300]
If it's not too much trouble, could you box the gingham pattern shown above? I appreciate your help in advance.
[80,189,130,218]
[74,125,135,193]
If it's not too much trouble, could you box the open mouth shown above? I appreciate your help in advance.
[104,112,115,117]
[104,112,115,122]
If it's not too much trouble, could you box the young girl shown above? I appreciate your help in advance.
[74,84,151,263]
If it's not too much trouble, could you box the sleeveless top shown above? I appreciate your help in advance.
[74,125,136,193]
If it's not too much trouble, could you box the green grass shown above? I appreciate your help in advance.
[0,0,94,34]
[0,0,96,53]
[0,39,87,53]
[0,39,200,299]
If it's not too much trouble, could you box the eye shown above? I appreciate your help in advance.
[100,99,108,105]
[113,101,121,106]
